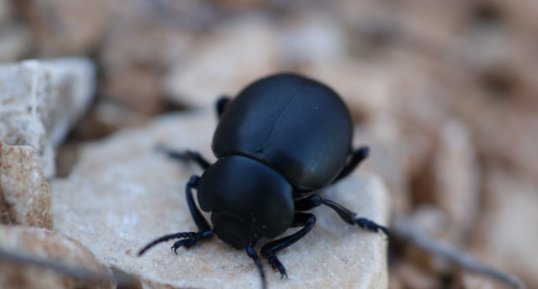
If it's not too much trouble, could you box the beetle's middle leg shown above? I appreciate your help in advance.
[332,146,369,183]
[295,194,389,236]
[138,175,214,256]
[261,213,316,278]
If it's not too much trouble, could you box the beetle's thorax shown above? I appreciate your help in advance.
[197,155,295,249]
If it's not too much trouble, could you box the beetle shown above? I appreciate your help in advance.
[138,73,389,288]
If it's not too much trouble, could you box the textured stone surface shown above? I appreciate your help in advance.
[0,225,115,289]
[0,141,52,228]
[0,58,95,177]
[52,110,390,289]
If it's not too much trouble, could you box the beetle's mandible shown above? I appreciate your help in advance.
[138,73,389,289]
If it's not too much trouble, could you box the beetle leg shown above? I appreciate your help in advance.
[294,194,389,236]
[137,176,214,256]
[261,213,316,279]
[184,176,212,232]
[332,146,369,183]
[155,143,211,170]
[246,242,267,289]
[216,96,231,118]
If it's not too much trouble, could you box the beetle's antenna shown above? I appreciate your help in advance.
[246,244,267,289]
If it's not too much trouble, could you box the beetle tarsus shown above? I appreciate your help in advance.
[356,218,390,237]
[138,231,211,256]
[168,230,214,254]
[294,194,390,237]
[171,237,197,254]
[266,253,288,279]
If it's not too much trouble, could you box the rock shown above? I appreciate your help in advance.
[0,0,11,25]
[101,66,164,115]
[432,120,480,242]
[278,13,345,65]
[456,271,508,289]
[302,59,398,122]
[354,123,411,215]
[23,0,111,55]
[0,141,52,228]
[0,225,115,289]
[391,261,441,289]
[0,0,31,62]
[52,109,390,289]
[99,21,193,115]
[456,95,538,180]
[163,18,280,108]
[0,58,95,177]
[0,24,32,62]
[472,166,538,287]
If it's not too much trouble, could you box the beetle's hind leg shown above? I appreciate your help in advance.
[216,96,231,118]
[295,194,389,236]
[261,213,316,279]
[155,143,211,170]
[332,146,369,184]
[138,176,214,256]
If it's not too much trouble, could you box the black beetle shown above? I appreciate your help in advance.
[138,73,388,288]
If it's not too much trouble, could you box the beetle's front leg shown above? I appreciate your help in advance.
[138,176,214,256]
[295,194,389,236]
[183,176,213,235]
[261,213,316,278]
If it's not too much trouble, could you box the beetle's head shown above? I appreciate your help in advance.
[211,211,261,249]
[197,155,294,249]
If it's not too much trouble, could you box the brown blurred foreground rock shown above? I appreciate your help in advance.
[0,225,115,289]
[0,141,52,228]
[0,58,95,178]
[52,110,390,289]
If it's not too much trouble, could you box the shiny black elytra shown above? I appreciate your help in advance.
[138,73,389,289]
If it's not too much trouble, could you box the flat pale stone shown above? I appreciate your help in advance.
[0,141,52,228]
[0,58,95,177]
[52,110,390,289]
[0,224,115,289]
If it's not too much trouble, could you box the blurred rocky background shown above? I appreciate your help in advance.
[0,0,537,288]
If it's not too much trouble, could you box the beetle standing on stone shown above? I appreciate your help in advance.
[138,73,389,288]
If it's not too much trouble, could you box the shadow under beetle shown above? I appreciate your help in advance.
[138,73,389,289]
